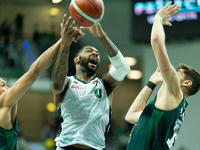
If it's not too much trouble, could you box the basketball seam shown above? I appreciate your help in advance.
[71,0,104,25]
[88,0,101,18]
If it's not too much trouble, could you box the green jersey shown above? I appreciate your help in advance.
[127,96,188,150]
[0,119,18,150]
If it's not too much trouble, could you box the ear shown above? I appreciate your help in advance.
[183,80,192,87]
[74,57,80,64]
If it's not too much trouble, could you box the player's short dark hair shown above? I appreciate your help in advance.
[177,64,200,96]
[75,47,85,58]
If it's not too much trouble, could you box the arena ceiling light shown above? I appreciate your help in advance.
[49,8,59,16]
[52,0,62,4]
[124,57,137,66]
[46,102,56,112]
[127,70,142,80]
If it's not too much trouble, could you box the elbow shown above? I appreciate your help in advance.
[28,65,40,78]
[51,82,64,94]
[151,34,160,45]
[125,114,135,124]
[125,115,130,122]
[125,112,139,124]
[151,33,165,48]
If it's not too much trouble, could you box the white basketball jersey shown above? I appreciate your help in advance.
[55,76,112,150]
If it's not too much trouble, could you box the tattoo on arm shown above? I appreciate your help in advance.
[52,47,69,84]
[99,36,118,57]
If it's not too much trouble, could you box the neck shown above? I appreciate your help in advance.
[182,88,189,98]
[76,70,95,83]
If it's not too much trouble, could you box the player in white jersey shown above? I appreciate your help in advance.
[51,15,130,150]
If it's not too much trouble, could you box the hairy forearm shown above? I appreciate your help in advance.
[51,45,70,89]
[98,33,118,57]
[29,38,61,76]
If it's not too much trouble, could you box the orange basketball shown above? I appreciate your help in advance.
[69,0,105,27]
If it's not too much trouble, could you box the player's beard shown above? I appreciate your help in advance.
[79,56,100,76]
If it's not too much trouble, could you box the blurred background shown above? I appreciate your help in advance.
[0,0,200,150]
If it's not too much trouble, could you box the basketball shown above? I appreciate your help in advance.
[69,0,105,27]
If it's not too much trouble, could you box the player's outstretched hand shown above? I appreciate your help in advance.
[80,23,105,38]
[155,1,180,26]
[61,14,85,48]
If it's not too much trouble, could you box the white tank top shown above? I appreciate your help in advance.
[55,76,112,150]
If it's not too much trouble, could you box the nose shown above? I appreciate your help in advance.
[92,51,98,57]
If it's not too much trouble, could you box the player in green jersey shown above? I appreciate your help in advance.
[125,2,200,150]
[0,14,84,149]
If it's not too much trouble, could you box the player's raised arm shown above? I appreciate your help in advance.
[81,24,130,95]
[51,15,85,106]
[151,1,181,97]
[0,38,61,108]
[125,68,163,124]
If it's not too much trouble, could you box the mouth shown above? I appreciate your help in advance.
[89,58,98,68]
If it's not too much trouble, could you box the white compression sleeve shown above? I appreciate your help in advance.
[108,51,130,81]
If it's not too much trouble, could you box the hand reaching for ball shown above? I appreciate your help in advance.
[60,14,85,49]
[80,23,105,39]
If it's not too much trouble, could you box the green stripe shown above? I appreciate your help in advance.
[73,75,95,84]
[145,109,164,146]
[57,107,63,137]
[104,105,112,140]
[6,131,16,150]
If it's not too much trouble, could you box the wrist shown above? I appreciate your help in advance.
[155,15,163,22]
[98,32,106,40]
[146,81,156,90]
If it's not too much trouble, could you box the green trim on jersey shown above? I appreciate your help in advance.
[73,75,95,84]
[56,77,72,137]
[57,107,63,137]
[104,105,112,141]
[0,119,18,150]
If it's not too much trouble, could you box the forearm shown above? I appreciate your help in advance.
[126,86,153,114]
[151,17,165,49]
[29,38,61,75]
[125,83,155,123]
[151,18,175,83]
[98,33,118,57]
[51,44,70,91]
[99,33,130,81]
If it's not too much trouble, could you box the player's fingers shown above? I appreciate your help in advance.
[168,3,177,10]
[65,16,73,29]
[73,29,85,42]
[165,22,172,27]
[164,1,172,8]
[80,26,89,31]
[169,6,180,16]
[62,14,67,26]
[68,20,76,32]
